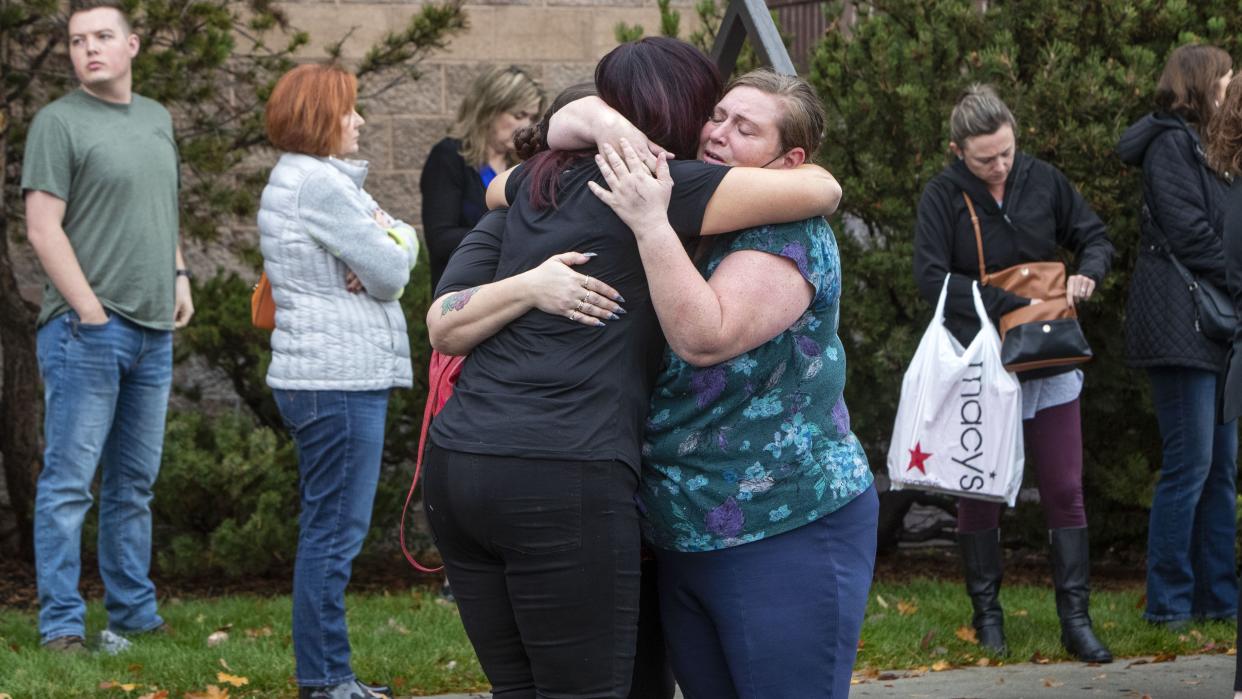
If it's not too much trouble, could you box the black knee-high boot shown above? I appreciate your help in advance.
[958,528,1007,654]
[1049,527,1112,663]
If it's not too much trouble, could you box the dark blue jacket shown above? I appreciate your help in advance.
[1118,112,1229,371]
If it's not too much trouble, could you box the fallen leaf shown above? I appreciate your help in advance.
[386,617,410,636]
[1126,659,1150,669]
[392,677,408,690]
[875,594,889,609]
[0,693,11,699]
[206,631,229,647]
[1228,647,1238,656]
[243,626,273,639]
[218,658,231,672]
[976,657,991,666]
[136,692,168,699]
[919,629,936,650]
[1042,678,1064,688]
[930,660,950,671]
[216,672,248,688]
[1030,651,1051,665]
[1011,609,1029,617]
[195,614,206,624]
[1190,629,1204,640]
[183,685,229,699]
[1203,641,1218,652]
[877,672,902,681]
[98,681,138,691]
[1135,594,1146,609]
[1153,652,1177,663]
[897,599,918,616]
[955,626,978,644]
[1102,621,1117,629]
[127,664,144,674]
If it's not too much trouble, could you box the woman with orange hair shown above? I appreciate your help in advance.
[258,64,419,699]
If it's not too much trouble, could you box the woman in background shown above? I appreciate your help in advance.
[420,66,544,292]
[1119,43,1237,630]
[260,64,419,699]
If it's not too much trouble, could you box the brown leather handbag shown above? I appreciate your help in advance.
[250,272,276,330]
[962,193,1091,372]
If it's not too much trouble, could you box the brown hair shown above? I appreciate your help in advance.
[452,66,545,168]
[1207,74,1242,175]
[1155,44,1232,129]
[513,82,598,161]
[265,64,358,157]
[725,69,825,155]
[69,0,132,34]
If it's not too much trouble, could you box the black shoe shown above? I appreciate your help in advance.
[958,528,1008,655]
[1050,527,1113,663]
[299,680,392,699]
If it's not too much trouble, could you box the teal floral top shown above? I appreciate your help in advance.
[640,217,873,552]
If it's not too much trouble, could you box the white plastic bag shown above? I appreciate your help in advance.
[887,276,1024,505]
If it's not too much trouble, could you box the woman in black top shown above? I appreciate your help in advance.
[419,66,543,291]
[1204,73,1242,697]
[421,38,843,698]
[914,85,1114,663]
[1118,44,1237,630]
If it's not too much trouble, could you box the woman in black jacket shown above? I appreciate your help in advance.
[419,66,544,292]
[1118,44,1237,630]
[1204,73,1242,698]
[914,85,1114,662]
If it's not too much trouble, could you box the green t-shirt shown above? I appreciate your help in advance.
[641,218,873,552]
[22,89,180,329]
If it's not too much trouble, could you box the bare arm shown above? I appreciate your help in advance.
[427,253,624,355]
[701,163,841,234]
[174,245,194,328]
[486,167,515,210]
[589,147,812,366]
[547,95,665,165]
[25,190,108,324]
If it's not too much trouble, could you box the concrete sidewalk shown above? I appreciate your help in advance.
[415,653,1237,698]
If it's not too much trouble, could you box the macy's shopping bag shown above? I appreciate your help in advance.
[887,277,1024,505]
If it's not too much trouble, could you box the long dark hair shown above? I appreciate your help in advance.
[524,37,722,209]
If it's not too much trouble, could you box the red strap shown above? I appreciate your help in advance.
[399,351,464,574]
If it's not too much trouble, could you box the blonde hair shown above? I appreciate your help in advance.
[453,66,545,167]
[725,69,825,155]
[950,84,1017,146]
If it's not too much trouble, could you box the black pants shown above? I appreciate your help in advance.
[423,445,642,699]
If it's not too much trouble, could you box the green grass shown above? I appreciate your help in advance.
[0,589,486,698]
[858,580,1237,671]
[0,580,1235,697]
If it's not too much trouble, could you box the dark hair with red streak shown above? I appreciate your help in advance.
[523,37,722,210]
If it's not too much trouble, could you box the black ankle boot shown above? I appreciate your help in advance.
[958,528,1007,655]
[1049,527,1113,663]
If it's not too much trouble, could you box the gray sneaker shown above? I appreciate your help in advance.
[43,635,87,653]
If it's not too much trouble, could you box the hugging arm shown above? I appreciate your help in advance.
[427,211,624,355]
[589,146,812,366]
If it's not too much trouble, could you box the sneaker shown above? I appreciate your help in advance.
[43,635,87,653]
[298,680,392,699]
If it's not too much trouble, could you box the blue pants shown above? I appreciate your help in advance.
[1145,367,1238,622]
[274,389,389,687]
[35,312,172,643]
[654,485,878,699]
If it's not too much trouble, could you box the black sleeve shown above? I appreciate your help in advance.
[1051,166,1114,283]
[504,161,527,205]
[420,140,475,278]
[434,209,507,298]
[913,178,1029,330]
[1224,182,1242,328]
[665,160,732,238]
[1145,130,1227,288]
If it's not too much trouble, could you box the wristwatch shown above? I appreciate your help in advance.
[175,268,193,279]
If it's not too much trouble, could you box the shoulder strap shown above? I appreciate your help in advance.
[962,192,988,284]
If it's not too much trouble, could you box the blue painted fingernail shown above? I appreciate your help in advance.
[609,313,620,321]
[615,308,627,315]
[614,295,626,303]
[596,320,607,327]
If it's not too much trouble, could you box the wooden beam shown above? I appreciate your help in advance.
[709,0,796,78]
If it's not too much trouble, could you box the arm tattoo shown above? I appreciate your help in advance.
[440,286,481,316]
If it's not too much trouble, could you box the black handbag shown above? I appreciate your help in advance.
[1000,317,1093,373]
[1142,204,1237,342]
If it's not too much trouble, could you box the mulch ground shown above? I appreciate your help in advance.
[0,547,1146,612]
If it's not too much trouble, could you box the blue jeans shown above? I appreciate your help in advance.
[274,389,389,687]
[1145,367,1238,622]
[654,485,878,699]
[34,312,172,643]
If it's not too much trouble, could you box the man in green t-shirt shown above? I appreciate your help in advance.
[22,0,193,653]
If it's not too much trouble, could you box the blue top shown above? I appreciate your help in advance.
[640,217,873,552]
[479,163,498,189]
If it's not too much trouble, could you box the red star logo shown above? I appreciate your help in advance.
[907,442,932,474]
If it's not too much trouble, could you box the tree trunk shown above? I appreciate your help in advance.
[0,208,41,562]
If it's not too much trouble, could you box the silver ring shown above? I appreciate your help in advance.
[574,301,584,312]
[569,310,580,322]
[581,276,592,289]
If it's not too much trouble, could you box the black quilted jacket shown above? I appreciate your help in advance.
[1118,112,1229,371]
